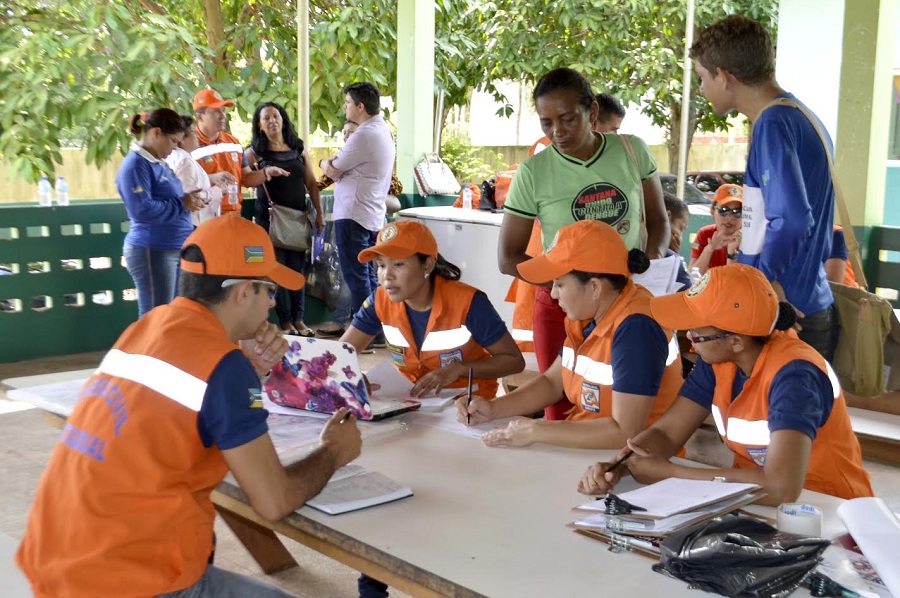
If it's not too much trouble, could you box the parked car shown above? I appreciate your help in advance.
[659,173,711,205]
[686,171,744,196]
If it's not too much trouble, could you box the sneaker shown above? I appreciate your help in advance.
[316,324,346,338]
[371,334,387,349]
[360,343,376,355]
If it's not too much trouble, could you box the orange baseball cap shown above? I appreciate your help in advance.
[180,214,304,289]
[649,264,777,336]
[193,88,235,111]
[358,221,438,263]
[517,220,629,284]
[712,183,743,205]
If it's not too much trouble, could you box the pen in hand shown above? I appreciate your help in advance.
[605,448,634,475]
[339,411,353,424]
[465,366,473,427]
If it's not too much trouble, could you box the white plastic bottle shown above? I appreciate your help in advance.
[461,185,473,210]
[55,176,69,206]
[37,176,52,206]
[690,266,702,285]
[227,183,240,206]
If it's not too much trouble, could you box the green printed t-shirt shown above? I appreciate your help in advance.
[504,133,657,252]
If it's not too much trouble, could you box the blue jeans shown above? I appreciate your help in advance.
[358,574,389,598]
[274,247,307,325]
[156,565,297,597]
[123,243,181,318]
[334,219,379,318]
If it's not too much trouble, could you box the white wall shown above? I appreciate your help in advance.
[775,0,845,140]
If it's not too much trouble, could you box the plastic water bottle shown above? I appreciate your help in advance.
[37,176,52,206]
[690,267,702,285]
[55,176,69,206]
[461,185,473,210]
[227,183,240,206]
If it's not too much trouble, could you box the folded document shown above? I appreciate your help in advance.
[305,464,413,515]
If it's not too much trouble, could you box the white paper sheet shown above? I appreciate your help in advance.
[836,497,900,597]
[404,406,526,440]
[365,359,472,411]
[631,255,681,296]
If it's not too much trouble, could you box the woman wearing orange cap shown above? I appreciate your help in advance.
[458,220,683,450]
[689,183,743,275]
[579,264,873,503]
[339,220,524,399]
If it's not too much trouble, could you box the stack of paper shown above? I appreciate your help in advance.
[572,478,765,554]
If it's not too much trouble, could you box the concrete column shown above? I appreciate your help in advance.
[834,0,897,225]
[396,0,435,194]
[296,0,310,142]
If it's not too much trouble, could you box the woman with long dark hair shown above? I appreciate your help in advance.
[245,102,324,336]
[116,108,203,317]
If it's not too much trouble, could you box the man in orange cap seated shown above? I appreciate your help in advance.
[458,220,683,451]
[16,214,362,598]
[578,264,873,504]
[192,88,289,214]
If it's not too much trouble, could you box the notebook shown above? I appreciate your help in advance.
[264,337,420,421]
[305,464,413,515]
[575,478,764,520]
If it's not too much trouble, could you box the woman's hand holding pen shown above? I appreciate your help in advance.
[577,442,642,495]
[456,395,492,426]
[620,438,675,485]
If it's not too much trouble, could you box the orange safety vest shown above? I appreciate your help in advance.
[17,298,241,597]
[560,281,682,427]
[506,221,545,353]
[192,127,245,214]
[710,331,873,499]
[374,277,499,398]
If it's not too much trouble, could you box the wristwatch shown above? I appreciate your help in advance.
[726,252,738,260]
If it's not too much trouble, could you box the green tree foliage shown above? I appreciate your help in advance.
[477,0,777,171]
[0,0,774,182]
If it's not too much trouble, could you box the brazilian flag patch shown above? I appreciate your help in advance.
[248,388,263,409]
[244,246,265,263]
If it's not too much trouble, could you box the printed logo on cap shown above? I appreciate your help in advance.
[686,270,711,297]
[213,91,224,101]
[725,185,742,198]
[380,224,398,242]
[570,182,630,226]
[244,246,265,263]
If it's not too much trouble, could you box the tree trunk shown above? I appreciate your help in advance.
[201,0,226,79]
[666,101,698,177]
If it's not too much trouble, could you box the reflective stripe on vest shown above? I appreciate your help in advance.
[561,347,614,386]
[666,336,679,366]
[420,326,472,352]
[381,325,410,348]
[511,328,534,342]
[710,404,770,445]
[97,349,208,412]
[191,143,243,161]
[825,362,841,399]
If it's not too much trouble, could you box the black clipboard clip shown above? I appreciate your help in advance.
[604,492,647,516]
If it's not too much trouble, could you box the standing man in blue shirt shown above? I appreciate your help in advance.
[690,15,838,361]
[320,83,395,350]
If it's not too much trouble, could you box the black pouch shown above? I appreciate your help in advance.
[652,515,830,598]
[479,178,496,210]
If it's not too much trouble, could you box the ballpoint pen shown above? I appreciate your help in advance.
[465,367,473,427]
[605,449,634,474]
[339,410,353,424]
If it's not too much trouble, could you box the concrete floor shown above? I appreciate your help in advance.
[1,349,899,598]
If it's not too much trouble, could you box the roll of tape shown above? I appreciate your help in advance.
[776,503,823,536]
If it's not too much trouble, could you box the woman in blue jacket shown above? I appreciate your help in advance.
[116,108,203,317]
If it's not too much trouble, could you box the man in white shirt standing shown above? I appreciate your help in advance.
[320,82,395,344]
